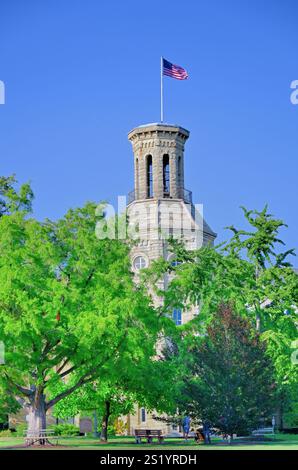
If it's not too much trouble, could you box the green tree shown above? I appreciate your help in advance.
[224,206,296,332]
[52,380,135,441]
[0,175,33,217]
[0,186,164,441]
[0,379,20,425]
[52,350,180,441]
[178,303,276,437]
[146,206,298,429]
[220,206,298,429]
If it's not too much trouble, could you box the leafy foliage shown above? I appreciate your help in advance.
[52,423,80,436]
[0,179,169,432]
[146,205,298,428]
[0,175,33,216]
[0,379,21,422]
[177,303,276,436]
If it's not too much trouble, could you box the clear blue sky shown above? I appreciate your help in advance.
[0,0,297,258]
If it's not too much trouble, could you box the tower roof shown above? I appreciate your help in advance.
[128,122,189,142]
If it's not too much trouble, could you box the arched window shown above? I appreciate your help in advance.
[163,154,170,197]
[146,155,153,198]
[141,408,146,423]
[172,308,182,326]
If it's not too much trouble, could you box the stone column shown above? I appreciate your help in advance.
[134,155,139,199]
[153,144,163,199]
[138,149,147,200]
[169,151,178,198]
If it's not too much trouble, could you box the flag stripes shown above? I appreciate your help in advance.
[162,58,188,80]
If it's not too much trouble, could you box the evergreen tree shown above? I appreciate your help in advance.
[178,303,276,437]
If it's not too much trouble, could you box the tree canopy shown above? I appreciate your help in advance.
[176,303,276,436]
[145,205,298,429]
[0,178,170,437]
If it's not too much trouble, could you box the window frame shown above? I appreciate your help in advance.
[172,308,182,326]
[146,155,153,198]
[133,255,148,271]
[141,408,146,423]
[163,154,170,197]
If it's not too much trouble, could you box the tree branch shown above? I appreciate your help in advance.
[3,372,33,397]
[46,332,129,411]
[56,358,70,375]
[40,338,61,361]
[59,364,78,379]
[46,373,91,410]
[85,268,95,287]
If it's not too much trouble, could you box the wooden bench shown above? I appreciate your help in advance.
[135,429,164,444]
[24,429,59,446]
[251,427,274,439]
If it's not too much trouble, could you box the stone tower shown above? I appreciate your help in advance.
[128,123,188,201]
[124,123,216,436]
[127,123,216,275]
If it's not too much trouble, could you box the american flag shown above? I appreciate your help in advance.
[163,58,188,80]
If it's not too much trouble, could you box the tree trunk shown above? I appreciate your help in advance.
[26,393,47,446]
[94,410,99,438]
[100,400,111,442]
[256,311,261,332]
[278,399,284,432]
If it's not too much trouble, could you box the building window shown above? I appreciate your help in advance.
[163,154,170,197]
[146,155,153,198]
[171,259,181,267]
[133,256,147,271]
[141,408,146,423]
[172,308,182,326]
[169,254,182,267]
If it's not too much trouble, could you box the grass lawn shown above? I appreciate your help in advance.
[0,433,298,450]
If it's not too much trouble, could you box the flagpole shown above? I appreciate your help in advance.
[160,56,163,123]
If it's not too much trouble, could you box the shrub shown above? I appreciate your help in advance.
[53,424,80,436]
[0,429,12,437]
[14,423,27,437]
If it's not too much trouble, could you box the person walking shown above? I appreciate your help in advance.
[182,415,191,440]
[203,420,212,444]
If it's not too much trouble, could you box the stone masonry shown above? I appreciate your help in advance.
[120,123,217,437]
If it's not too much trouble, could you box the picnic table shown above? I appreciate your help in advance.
[24,429,59,446]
